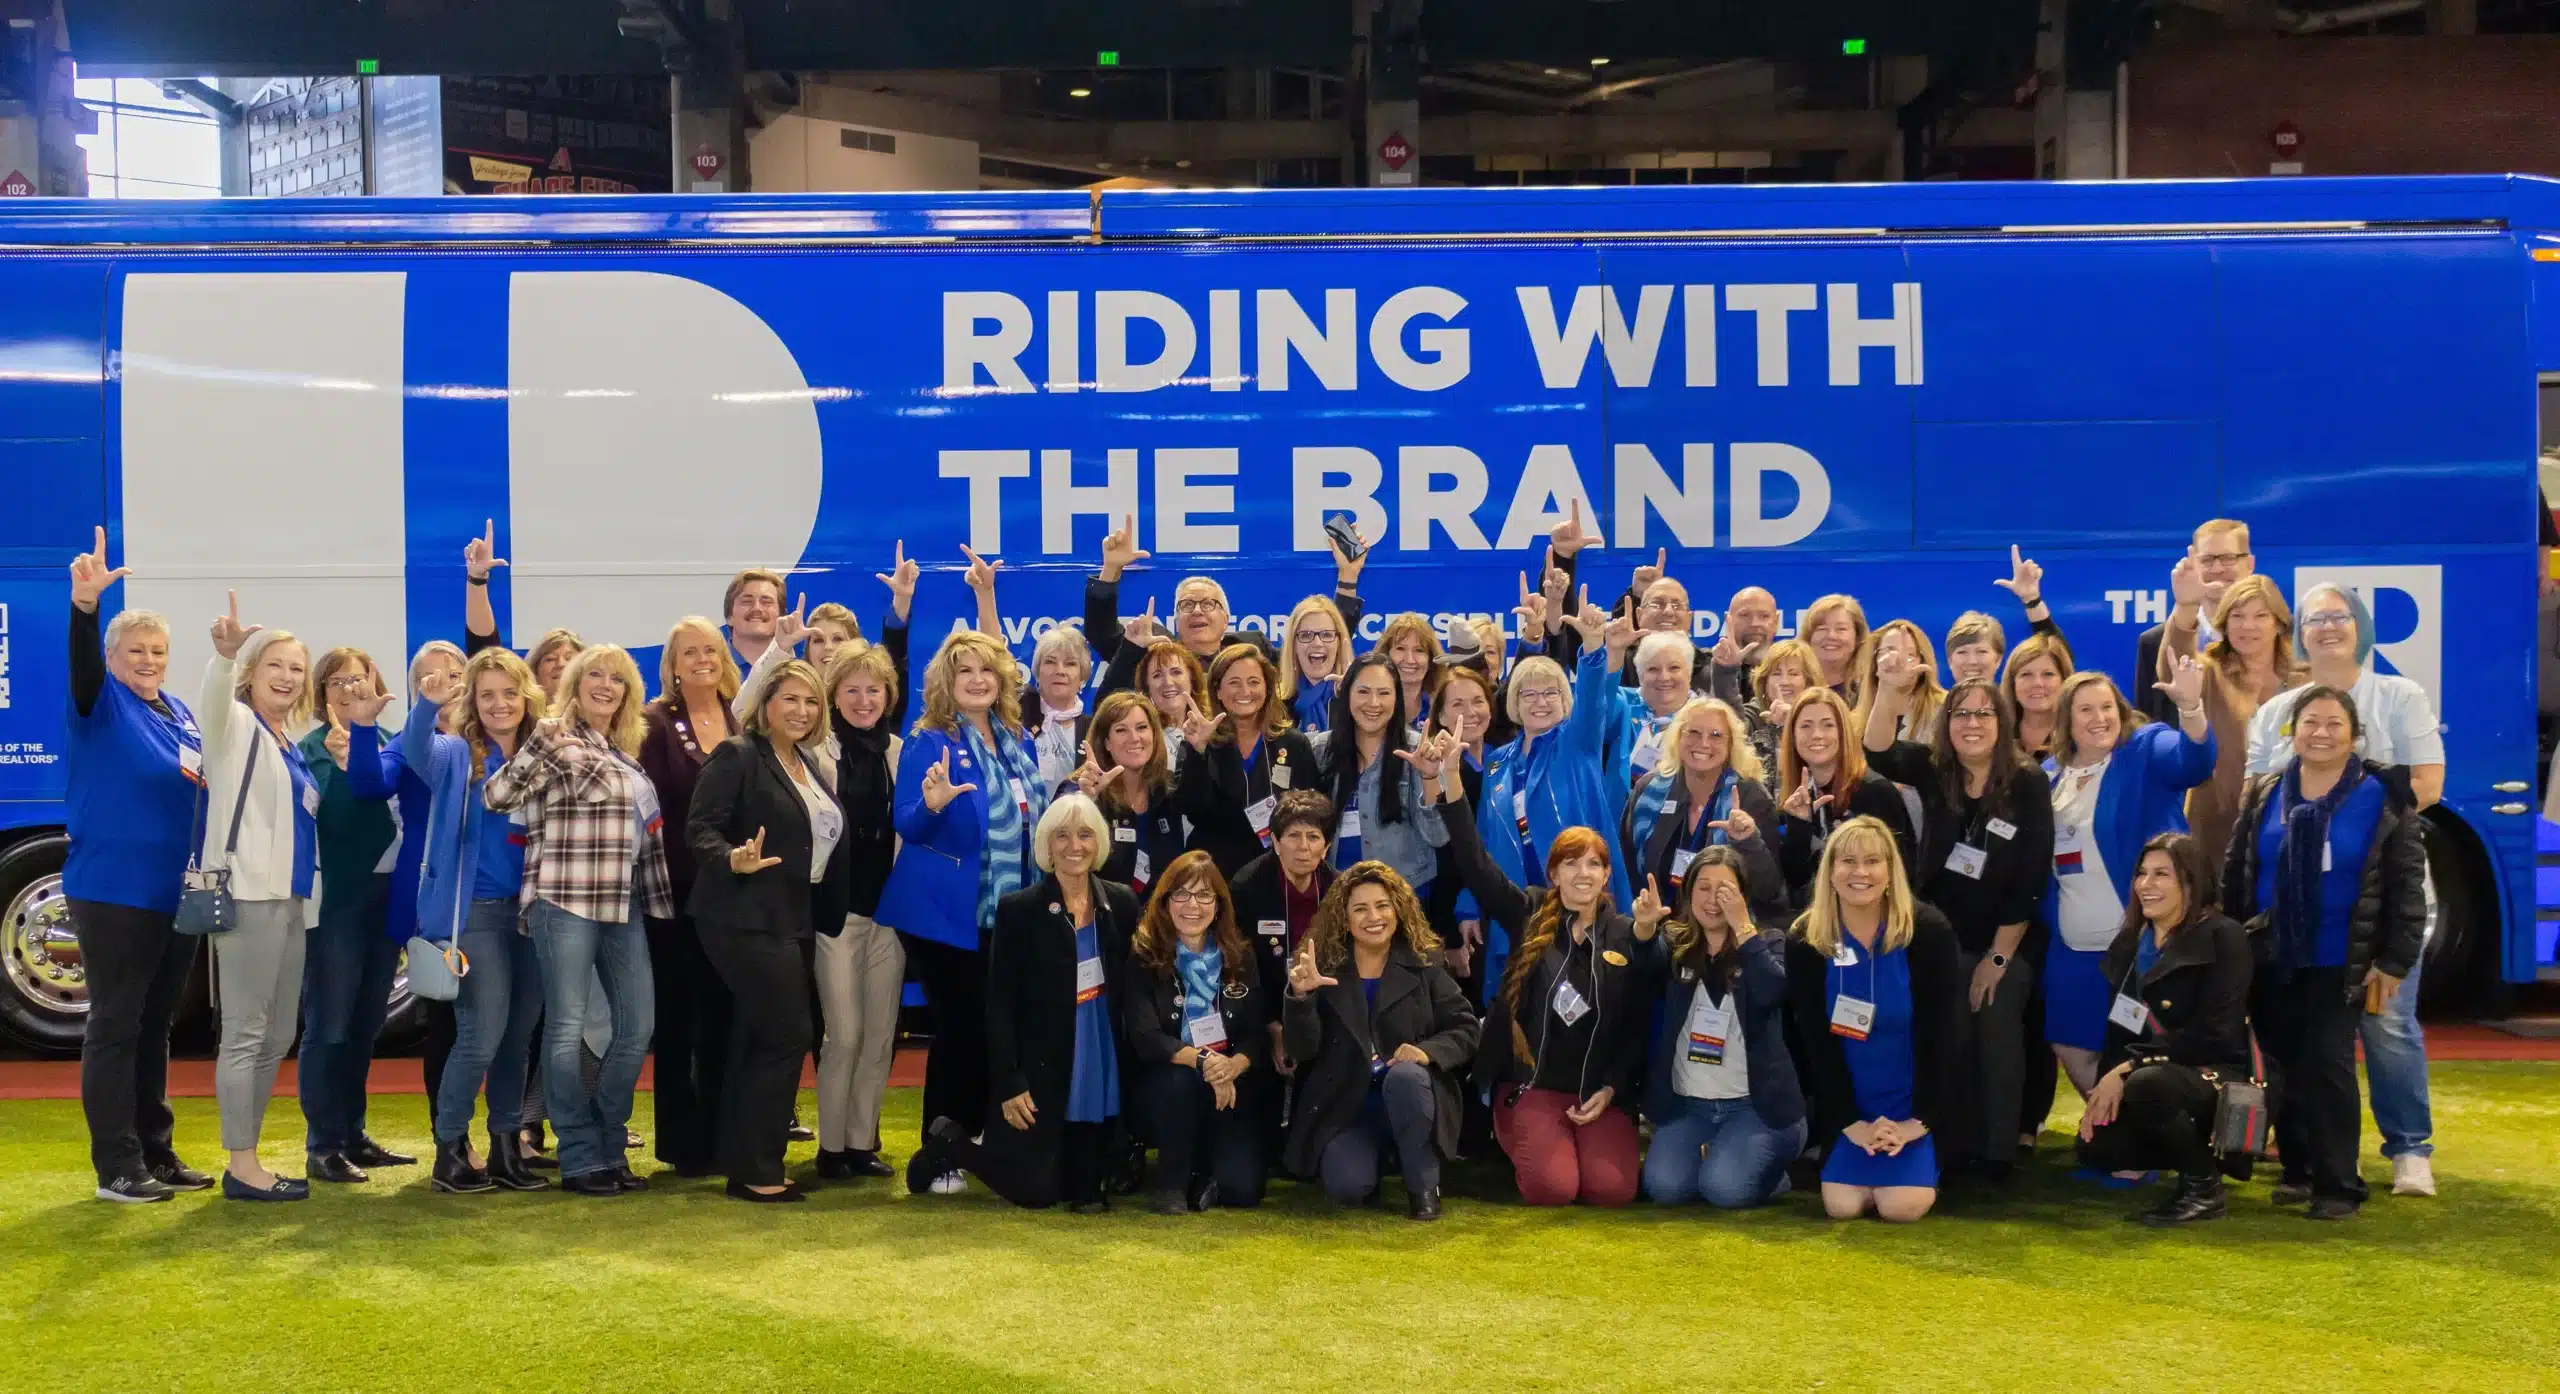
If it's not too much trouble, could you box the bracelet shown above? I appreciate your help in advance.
[467,575,489,587]
[2177,703,2205,718]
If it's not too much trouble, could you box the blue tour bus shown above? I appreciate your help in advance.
[0,174,2554,1053]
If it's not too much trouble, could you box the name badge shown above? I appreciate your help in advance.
[1186,1011,1229,1050]
[1256,918,1287,939]
[1986,817,2018,841]
[2108,992,2152,1035]
[1630,731,1662,775]
[1669,848,1697,881]
[301,782,320,818]
[1685,995,1733,1065]
[2322,840,2333,873]
[1114,824,1137,843]
[1074,953,1105,1004]
[1829,993,1875,1040]
[1512,787,1530,833]
[1244,794,1278,846]
[1551,977,1591,1026]
[1131,849,1152,887]
[632,780,662,831]
[812,802,844,844]
[1832,941,1860,968]
[1271,762,1292,790]
[1337,809,1362,840]
[178,745,204,784]
[1944,843,1988,880]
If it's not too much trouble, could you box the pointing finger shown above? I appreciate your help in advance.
[2010,543,2023,572]
[226,589,238,621]
[92,524,107,559]
[1655,547,1668,571]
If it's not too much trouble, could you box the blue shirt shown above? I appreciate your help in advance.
[275,732,321,901]
[2135,925,2161,979]
[1066,919,1120,1124]
[1826,933,1917,1121]
[64,675,202,914]
[471,748,528,901]
[2254,775,2388,969]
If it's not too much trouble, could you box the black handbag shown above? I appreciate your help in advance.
[2206,1027,2273,1161]
[174,734,261,936]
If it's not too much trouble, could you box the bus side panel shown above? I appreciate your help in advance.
[0,257,107,827]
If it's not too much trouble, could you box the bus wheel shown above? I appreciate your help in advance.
[0,835,86,1056]
[2416,814,2509,1019]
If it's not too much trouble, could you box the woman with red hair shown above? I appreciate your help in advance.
[1428,733,1667,1207]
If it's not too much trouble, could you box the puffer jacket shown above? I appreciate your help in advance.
[2219,758,2427,1005]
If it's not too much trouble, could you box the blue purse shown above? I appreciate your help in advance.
[174,736,259,936]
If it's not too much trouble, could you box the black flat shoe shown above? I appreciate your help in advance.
[2305,1196,2360,1221]
[787,1114,816,1143]
[306,1151,369,1185]
[563,1170,623,1197]
[1407,1186,1443,1221]
[614,1166,650,1192]
[814,1149,854,1180]
[222,1171,310,1202]
[727,1179,807,1204]
[147,1159,214,1191]
[905,1139,949,1196]
[1187,1176,1221,1212]
[845,1150,895,1179]
[346,1137,416,1169]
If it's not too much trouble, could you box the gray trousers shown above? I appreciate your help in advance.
[814,913,905,1153]
[212,899,307,1153]
[1958,948,2036,1165]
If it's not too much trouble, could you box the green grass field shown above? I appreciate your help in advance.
[3,1063,2555,1393]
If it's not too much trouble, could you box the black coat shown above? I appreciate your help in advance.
[1783,903,1966,1164]
[1867,740,2055,957]
[2133,623,2175,727]
[1639,930,1806,1132]
[684,733,852,940]
[1231,851,1334,1015]
[2220,759,2428,1003]
[1280,944,1481,1176]
[2096,913,2255,1077]
[1175,729,1317,879]
[984,875,1141,1112]
[1086,784,1185,897]
[1775,769,1919,911]
[1121,943,1276,1080]
[1621,769,1788,931]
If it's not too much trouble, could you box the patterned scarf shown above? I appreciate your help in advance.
[2272,758,2363,978]
[1175,942,1223,1022]
[966,720,1050,929]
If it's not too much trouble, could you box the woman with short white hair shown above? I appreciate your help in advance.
[906,793,1137,1213]
[198,592,322,1202]
[1027,623,1095,793]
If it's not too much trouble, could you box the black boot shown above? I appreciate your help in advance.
[486,1128,549,1192]
[815,1148,855,1181]
[431,1138,495,1195]
[520,1125,559,1170]
[2139,1171,2226,1227]
[1407,1185,1443,1221]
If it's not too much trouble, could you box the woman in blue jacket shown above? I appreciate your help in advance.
[875,628,1051,1191]
[1638,845,1806,1209]
[1473,599,1631,999]
[62,529,212,1203]
[2043,659,2214,1099]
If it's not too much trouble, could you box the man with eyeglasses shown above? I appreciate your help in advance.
[1082,512,1363,669]
[2136,520,2254,725]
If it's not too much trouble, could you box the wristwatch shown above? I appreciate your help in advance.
[1988,952,2010,969]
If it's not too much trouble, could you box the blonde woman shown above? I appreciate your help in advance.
[1801,593,1870,704]
[808,641,907,1179]
[484,644,674,1197]
[1638,846,1805,1208]
[637,616,743,1178]
[199,594,319,1202]
[2163,568,2300,861]
[1279,593,1355,734]
[876,628,1050,1182]
[1376,612,1443,725]
[1860,620,1946,745]
[2001,631,2074,762]
[1620,696,1785,930]
[803,601,863,667]
[1784,814,1962,1221]
[1742,638,1819,780]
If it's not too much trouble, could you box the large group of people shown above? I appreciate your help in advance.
[59,512,2442,1224]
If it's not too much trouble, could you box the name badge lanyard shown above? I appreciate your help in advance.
[2108,949,2155,1036]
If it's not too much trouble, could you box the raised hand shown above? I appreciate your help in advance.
[1122,596,1163,649]
[1287,937,1338,996]
[346,688,395,726]
[961,544,998,596]
[1990,543,2044,608]
[1327,519,1369,583]
[69,525,130,614]
[1782,771,1832,822]
[1708,807,1758,844]
[417,667,463,709]
[323,724,351,770]
[776,594,810,651]
[1711,610,1745,666]
[1100,512,1150,580]
[1179,707,1224,754]
[2154,653,2206,712]
[1875,644,1919,695]
[464,519,508,582]
[209,589,261,661]
[729,826,785,875]
[875,539,920,620]
[1561,584,1604,646]
[1548,498,1602,559]
[1393,727,1454,782]
[1766,697,1796,742]
[1601,606,1639,657]
[1631,875,1668,939]
[1539,549,1571,631]
[2168,553,2206,612]
[1512,572,1548,641]
[1709,876,1748,929]
[920,751,978,813]
[1074,751,1123,801]
[1630,546,1668,596]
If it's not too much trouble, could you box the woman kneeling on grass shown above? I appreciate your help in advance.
[907,794,1137,1213]
[1786,815,1963,1222]
[1638,847,1807,1209]
[1123,851,1270,1214]
[1280,859,1481,1221]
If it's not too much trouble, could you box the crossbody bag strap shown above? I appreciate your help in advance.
[215,722,262,865]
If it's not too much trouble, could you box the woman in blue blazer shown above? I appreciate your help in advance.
[1473,606,1632,1000]
[2042,660,2215,1098]
[875,629,1051,1185]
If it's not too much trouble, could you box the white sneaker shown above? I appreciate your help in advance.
[930,1169,966,1195]
[2390,1155,2437,1197]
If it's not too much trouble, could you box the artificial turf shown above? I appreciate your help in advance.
[2,1062,2554,1393]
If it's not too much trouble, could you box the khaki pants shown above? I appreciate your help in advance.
[813,914,905,1153]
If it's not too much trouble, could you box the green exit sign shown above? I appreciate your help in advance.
[357,58,379,74]
[1097,50,1120,66]
[1840,38,1866,55]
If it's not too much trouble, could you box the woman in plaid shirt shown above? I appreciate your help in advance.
[484,643,675,1198]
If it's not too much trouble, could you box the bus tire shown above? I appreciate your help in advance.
[0,834,87,1056]
[2416,812,2505,1019]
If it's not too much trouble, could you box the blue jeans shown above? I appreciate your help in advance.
[435,898,545,1146]
[298,872,396,1153]
[2360,947,2433,1159]
[527,895,655,1178]
[1643,1094,1807,1209]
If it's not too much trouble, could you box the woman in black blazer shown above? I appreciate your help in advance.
[2078,833,2255,1227]
[686,660,852,1203]
[1280,862,1481,1221]
[1175,643,1317,878]
[907,793,1138,1213]
[1773,688,1918,910]
[1123,850,1270,1214]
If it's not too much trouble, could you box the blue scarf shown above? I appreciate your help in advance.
[2272,758,2362,978]
[1629,767,1736,862]
[965,721,1050,929]
[1175,942,1223,1023]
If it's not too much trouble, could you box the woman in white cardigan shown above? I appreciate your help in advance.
[198,593,322,1201]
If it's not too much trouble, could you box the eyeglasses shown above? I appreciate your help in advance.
[1166,888,1218,905]
[326,676,374,692]
[1948,707,1999,722]
[1174,598,1225,616]
[1515,688,1566,704]
[1638,598,1688,615]
[1294,628,1339,644]
[2196,551,2252,569]
[2301,611,2355,631]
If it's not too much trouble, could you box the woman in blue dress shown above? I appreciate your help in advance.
[1785,814,1965,1222]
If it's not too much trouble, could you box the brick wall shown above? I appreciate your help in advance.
[2128,36,2560,178]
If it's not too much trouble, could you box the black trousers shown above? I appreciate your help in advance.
[2019,972,2060,1141]
[1141,1062,1265,1206]
[647,912,734,1172]
[420,998,456,1134]
[903,933,988,1142]
[68,899,195,1183]
[2258,966,2367,1202]
[951,1116,1109,1209]
[698,924,816,1187]
[2077,1062,2219,1179]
